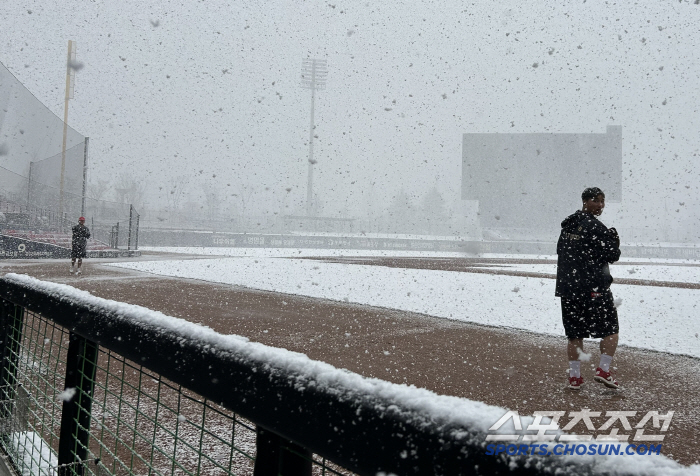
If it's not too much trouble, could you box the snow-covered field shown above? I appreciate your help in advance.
[116,248,700,359]
[142,246,471,258]
[503,263,700,285]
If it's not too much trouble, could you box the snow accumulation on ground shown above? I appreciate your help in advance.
[143,246,472,258]
[4,272,700,475]
[9,431,57,476]
[124,247,700,359]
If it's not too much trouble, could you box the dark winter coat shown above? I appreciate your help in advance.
[71,224,91,256]
[555,210,620,297]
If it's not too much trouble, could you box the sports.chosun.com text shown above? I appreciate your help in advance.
[485,443,662,457]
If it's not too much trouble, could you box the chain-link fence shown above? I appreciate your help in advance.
[1,167,139,250]
[88,205,139,251]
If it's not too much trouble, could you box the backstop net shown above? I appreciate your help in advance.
[26,142,87,218]
[0,61,138,245]
[0,61,86,203]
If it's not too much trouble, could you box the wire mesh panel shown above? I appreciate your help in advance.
[0,307,68,475]
[0,310,260,475]
[82,348,257,476]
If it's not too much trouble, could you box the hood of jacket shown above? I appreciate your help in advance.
[561,210,590,232]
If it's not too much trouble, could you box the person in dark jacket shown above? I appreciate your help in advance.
[556,187,621,390]
[70,216,91,275]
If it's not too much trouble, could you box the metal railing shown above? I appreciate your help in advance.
[0,274,607,475]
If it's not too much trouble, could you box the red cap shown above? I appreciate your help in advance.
[79,217,85,221]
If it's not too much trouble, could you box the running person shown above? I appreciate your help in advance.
[555,187,621,390]
[70,217,91,275]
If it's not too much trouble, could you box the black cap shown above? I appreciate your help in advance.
[581,187,605,201]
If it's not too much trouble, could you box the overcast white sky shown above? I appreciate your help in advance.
[1,0,699,233]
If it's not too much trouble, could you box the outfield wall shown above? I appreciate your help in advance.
[139,229,700,260]
[0,234,141,259]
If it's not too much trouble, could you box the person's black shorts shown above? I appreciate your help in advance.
[71,247,87,259]
[560,290,619,339]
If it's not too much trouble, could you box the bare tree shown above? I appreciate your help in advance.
[310,192,324,216]
[201,179,220,222]
[115,172,147,210]
[420,186,448,235]
[232,185,255,217]
[87,179,110,201]
[385,188,416,233]
[167,175,190,213]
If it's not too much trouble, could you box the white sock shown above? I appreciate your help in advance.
[599,354,613,372]
[569,360,581,378]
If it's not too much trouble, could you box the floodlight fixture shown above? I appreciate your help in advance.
[301,58,327,90]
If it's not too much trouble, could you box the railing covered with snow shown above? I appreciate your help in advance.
[1,274,686,476]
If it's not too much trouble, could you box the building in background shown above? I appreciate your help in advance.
[462,125,622,240]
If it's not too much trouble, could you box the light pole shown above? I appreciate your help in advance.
[59,40,77,228]
[301,58,327,216]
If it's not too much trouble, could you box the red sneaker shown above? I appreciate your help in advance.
[594,368,619,389]
[568,376,583,390]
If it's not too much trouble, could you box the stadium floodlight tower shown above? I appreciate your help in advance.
[59,40,77,227]
[300,58,327,216]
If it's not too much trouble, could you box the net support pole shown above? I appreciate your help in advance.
[26,162,33,206]
[134,212,140,250]
[127,205,133,250]
[59,40,75,230]
[81,137,89,217]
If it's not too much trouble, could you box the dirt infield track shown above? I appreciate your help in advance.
[2,253,699,466]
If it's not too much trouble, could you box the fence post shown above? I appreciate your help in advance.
[0,301,24,463]
[127,205,133,251]
[0,300,11,395]
[112,222,119,249]
[253,427,312,476]
[81,137,89,218]
[0,301,24,419]
[57,332,98,476]
[134,212,140,250]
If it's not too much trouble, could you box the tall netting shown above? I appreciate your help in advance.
[0,61,86,188]
[27,142,86,217]
[0,61,88,225]
[0,166,27,204]
[0,61,128,241]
